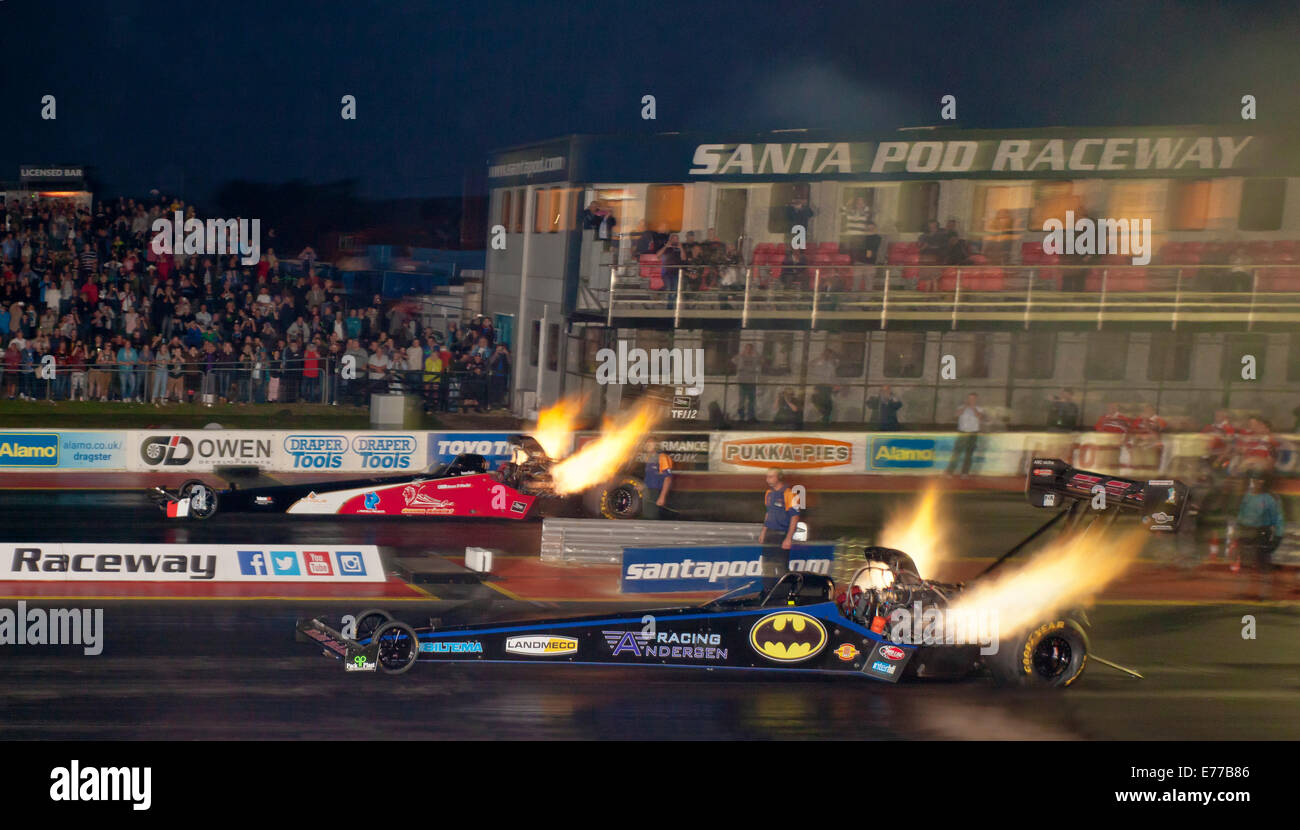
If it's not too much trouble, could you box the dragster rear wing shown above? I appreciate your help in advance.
[295,618,380,673]
[1025,458,1188,532]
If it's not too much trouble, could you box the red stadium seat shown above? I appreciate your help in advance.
[978,268,1006,290]
[639,254,663,290]
[1246,241,1273,263]
[1109,267,1149,291]
[888,242,920,264]
[1259,266,1300,291]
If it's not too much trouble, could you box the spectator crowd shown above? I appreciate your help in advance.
[0,195,510,410]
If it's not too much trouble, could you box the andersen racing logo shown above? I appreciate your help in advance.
[602,629,728,661]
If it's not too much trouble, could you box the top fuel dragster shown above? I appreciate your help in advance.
[297,458,1185,687]
[151,435,652,521]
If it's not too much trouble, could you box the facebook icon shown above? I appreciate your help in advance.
[237,550,270,576]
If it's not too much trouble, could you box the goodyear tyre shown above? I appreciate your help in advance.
[594,477,646,520]
[179,479,219,519]
[987,618,1089,688]
[372,621,420,675]
[352,609,392,642]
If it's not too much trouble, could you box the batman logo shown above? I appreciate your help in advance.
[749,612,827,663]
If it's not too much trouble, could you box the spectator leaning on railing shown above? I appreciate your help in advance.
[946,392,986,477]
[866,385,903,431]
[1048,388,1080,431]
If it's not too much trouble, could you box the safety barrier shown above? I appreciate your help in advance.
[539,518,762,564]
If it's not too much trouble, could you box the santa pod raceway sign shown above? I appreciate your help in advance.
[0,544,384,582]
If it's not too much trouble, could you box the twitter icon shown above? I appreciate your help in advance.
[270,551,301,576]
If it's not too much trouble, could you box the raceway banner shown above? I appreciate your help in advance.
[621,544,836,593]
[0,544,384,582]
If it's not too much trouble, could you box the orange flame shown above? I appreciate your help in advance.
[532,395,586,460]
[946,527,1144,638]
[877,484,949,578]
[550,401,658,495]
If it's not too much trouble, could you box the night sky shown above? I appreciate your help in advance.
[4,0,1298,203]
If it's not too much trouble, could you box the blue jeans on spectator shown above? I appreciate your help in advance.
[53,374,69,401]
[738,383,757,421]
[120,371,136,400]
[303,375,320,402]
[151,368,167,402]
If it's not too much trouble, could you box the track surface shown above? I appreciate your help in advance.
[0,491,1296,739]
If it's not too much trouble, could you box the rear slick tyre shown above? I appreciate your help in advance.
[988,618,1089,688]
[596,477,646,520]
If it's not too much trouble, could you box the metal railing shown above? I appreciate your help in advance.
[597,263,1300,328]
[3,357,510,411]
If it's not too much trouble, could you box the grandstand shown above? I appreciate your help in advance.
[483,126,1300,427]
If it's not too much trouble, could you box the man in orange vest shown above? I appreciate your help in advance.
[641,438,673,519]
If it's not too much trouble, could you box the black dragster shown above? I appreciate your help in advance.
[297,458,1185,687]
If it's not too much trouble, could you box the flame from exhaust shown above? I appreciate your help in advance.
[877,484,950,578]
[532,396,586,460]
[946,528,1145,638]
[550,402,658,495]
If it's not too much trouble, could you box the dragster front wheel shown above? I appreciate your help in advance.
[372,621,420,675]
[179,479,219,519]
[352,609,392,642]
[987,618,1089,688]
